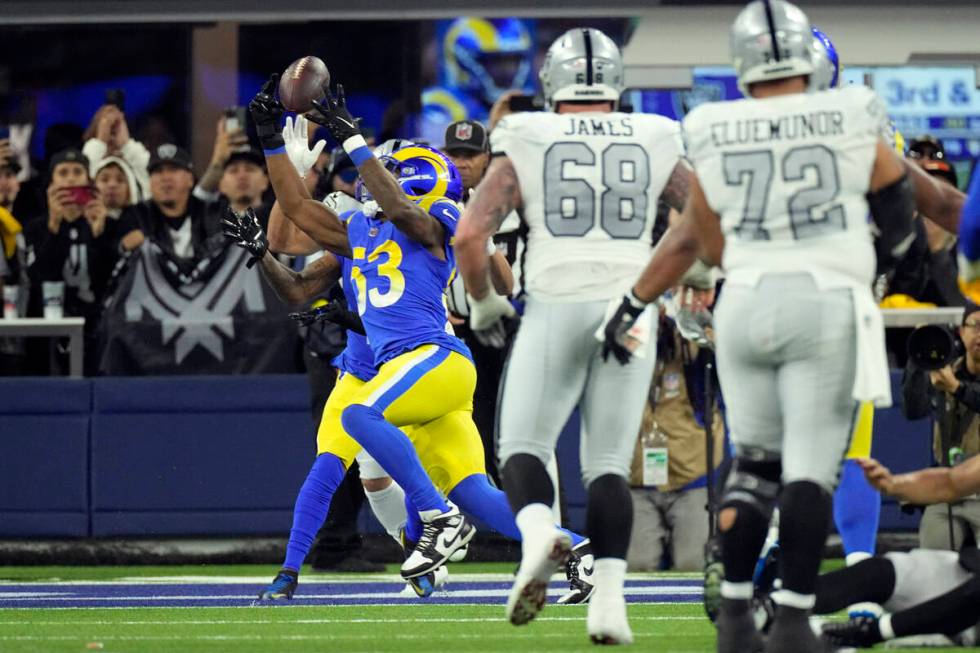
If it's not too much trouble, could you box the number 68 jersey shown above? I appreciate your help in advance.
[683,84,888,289]
[491,111,684,302]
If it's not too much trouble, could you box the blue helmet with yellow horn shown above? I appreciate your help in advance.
[357,141,463,205]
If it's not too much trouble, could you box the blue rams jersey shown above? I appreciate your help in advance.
[330,252,379,382]
[345,198,471,365]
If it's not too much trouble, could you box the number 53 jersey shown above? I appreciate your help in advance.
[343,200,471,366]
[491,111,684,303]
[683,84,888,289]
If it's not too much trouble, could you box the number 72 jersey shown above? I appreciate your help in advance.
[491,111,684,302]
[682,84,888,287]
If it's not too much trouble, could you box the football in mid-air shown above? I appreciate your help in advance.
[278,56,330,113]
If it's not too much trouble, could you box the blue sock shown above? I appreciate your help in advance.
[447,473,585,545]
[283,453,346,572]
[834,459,880,559]
[404,494,423,543]
[342,404,449,514]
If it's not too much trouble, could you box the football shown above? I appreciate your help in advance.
[278,56,330,113]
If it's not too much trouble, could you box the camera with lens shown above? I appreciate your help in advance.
[907,324,964,371]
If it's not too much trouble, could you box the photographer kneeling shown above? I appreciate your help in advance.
[903,303,980,549]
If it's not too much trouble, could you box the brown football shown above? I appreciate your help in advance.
[278,56,330,113]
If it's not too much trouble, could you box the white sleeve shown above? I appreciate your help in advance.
[120,139,152,202]
[82,138,108,176]
[490,115,520,157]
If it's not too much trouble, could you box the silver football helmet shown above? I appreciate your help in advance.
[730,0,815,96]
[539,28,624,110]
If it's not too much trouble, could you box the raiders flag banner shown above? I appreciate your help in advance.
[99,240,298,375]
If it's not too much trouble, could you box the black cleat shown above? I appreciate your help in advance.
[821,615,884,649]
[256,569,298,601]
[716,599,764,653]
[557,538,594,605]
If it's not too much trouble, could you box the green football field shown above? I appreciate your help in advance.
[0,564,961,652]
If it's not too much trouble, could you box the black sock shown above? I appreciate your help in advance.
[585,474,632,559]
[500,453,554,514]
[813,557,896,614]
[721,500,770,583]
[892,575,980,639]
[778,480,832,597]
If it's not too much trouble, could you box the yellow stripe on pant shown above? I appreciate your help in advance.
[315,345,486,495]
[845,401,875,459]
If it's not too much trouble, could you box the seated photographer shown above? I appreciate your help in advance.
[626,266,725,572]
[902,303,980,550]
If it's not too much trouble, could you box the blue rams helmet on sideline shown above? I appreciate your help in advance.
[730,0,815,96]
[443,17,534,106]
[357,141,463,205]
[811,27,841,91]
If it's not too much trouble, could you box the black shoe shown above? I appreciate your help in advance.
[557,538,594,605]
[765,605,827,653]
[400,503,475,579]
[821,615,884,649]
[716,599,764,653]
[311,556,385,573]
[256,569,298,601]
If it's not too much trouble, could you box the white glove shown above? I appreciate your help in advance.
[467,291,516,331]
[282,115,326,179]
[472,320,508,349]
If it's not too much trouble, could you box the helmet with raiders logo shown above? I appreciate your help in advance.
[539,28,624,110]
[730,0,815,96]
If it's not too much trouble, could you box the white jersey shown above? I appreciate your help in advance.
[683,84,888,289]
[491,111,683,302]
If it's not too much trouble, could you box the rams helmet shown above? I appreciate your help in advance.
[811,26,841,91]
[358,142,463,205]
[443,18,534,106]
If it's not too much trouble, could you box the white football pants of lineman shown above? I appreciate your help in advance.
[714,273,858,490]
[496,297,657,486]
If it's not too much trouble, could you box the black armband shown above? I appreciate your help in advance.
[867,174,916,274]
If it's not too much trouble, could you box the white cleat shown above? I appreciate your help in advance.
[401,502,475,579]
[587,592,634,645]
[506,527,573,626]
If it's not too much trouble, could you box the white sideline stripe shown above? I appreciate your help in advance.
[0,616,707,626]
[364,345,439,407]
[0,572,699,586]
[0,601,697,611]
[0,585,702,602]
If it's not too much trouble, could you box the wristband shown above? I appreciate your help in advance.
[263,145,286,156]
[343,135,372,167]
[627,289,649,310]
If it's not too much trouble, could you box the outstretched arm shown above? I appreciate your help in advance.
[306,84,444,255]
[456,155,522,300]
[859,455,980,505]
[258,251,341,306]
[905,158,964,234]
[248,74,351,258]
[634,174,722,303]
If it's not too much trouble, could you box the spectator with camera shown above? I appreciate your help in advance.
[626,268,725,571]
[119,116,248,262]
[83,103,151,203]
[902,304,980,549]
[23,148,141,374]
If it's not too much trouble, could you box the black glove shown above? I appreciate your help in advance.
[221,206,268,268]
[821,615,884,648]
[248,74,285,150]
[601,292,648,365]
[307,84,361,144]
[289,300,366,335]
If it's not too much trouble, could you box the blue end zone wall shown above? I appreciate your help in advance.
[0,372,934,537]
